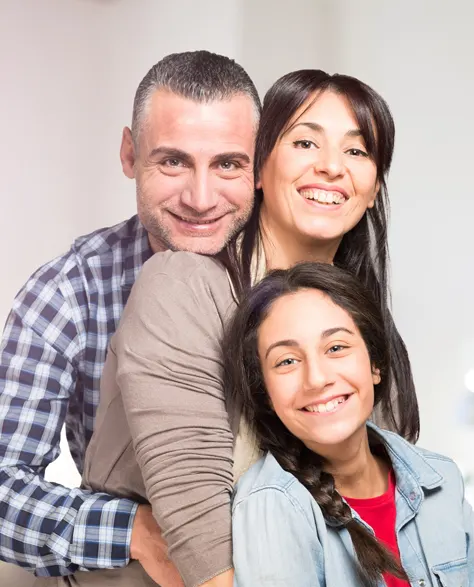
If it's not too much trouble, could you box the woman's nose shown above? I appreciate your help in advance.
[313,146,344,179]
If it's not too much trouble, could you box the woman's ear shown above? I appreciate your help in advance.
[367,180,380,209]
[372,367,381,385]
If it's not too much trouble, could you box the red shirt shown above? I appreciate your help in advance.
[344,471,410,587]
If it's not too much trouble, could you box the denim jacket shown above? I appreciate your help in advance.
[232,423,474,586]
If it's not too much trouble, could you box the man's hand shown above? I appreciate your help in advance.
[131,504,184,587]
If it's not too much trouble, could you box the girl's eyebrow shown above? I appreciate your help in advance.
[265,339,298,359]
[264,327,355,359]
[321,326,355,339]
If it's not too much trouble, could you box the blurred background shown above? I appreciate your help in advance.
[1,0,473,499]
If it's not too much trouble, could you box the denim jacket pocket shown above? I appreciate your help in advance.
[432,558,468,586]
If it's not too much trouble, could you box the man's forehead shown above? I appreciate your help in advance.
[140,89,257,156]
[146,89,256,133]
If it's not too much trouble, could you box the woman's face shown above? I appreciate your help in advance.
[259,91,379,247]
[257,289,380,455]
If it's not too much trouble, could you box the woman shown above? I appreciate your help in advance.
[226,262,473,587]
[45,70,418,586]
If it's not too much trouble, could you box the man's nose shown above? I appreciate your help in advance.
[181,170,218,214]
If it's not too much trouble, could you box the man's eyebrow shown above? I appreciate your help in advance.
[283,121,363,139]
[210,152,251,166]
[148,147,194,166]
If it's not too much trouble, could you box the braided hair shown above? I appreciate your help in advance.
[223,262,414,585]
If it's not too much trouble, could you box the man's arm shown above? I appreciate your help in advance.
[114,251,235,587]
[0,264,137,576]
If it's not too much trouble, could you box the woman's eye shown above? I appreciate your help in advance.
[293,140,317,149]
[346,148,368,158]
[276,358,298,367]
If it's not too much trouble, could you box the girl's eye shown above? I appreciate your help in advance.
[327,345,347,354]
[293,140,317,149]
[346,148,369,158]
[276,358,298,368]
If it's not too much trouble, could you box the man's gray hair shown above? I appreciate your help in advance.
[132,50,262,148]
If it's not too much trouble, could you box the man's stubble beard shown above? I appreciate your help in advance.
[137,190,255,256]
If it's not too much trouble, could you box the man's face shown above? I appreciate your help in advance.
[121,89,257,254]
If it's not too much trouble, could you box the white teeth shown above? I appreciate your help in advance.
[305,396,346,413]
[299,189,345,205]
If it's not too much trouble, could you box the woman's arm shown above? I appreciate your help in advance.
[114,251,236,587]
[232,485,322,586]
[201,569,234,587]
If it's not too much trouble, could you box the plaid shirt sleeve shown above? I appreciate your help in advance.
[0,258,138,576]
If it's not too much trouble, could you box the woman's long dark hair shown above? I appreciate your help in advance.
[223,262,414,586]
[228,69,418,442]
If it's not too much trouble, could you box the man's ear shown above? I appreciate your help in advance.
[120,127,136,179]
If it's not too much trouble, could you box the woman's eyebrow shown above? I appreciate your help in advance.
[283,121,363,138]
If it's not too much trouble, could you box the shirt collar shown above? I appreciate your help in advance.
[121,216,153,290]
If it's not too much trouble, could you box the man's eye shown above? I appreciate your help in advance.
[220,161,238,171]
[163,158,183,167]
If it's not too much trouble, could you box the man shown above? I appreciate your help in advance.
[0,50,260,585]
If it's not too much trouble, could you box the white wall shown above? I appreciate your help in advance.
[1,0,473,493]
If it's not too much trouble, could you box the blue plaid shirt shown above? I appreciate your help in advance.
[0,215,152,576]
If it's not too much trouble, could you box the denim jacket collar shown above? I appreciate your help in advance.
[367,422,444,515]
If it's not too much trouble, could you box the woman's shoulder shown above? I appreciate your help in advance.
[140,250,227,284]
[119,251,236,332]
[129,251,235,310]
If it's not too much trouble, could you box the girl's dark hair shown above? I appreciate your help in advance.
[229,69,418,442]
[223,262,414,586]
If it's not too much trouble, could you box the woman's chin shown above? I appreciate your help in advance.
[294,223,347,246]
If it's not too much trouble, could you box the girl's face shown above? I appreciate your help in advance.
[257,289,380,456]
[258,91,379,248]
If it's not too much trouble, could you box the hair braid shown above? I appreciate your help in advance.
[269,442,408,586]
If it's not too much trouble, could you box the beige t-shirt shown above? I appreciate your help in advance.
[81,251,259,587]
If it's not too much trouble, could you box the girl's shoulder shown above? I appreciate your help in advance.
[232,452,320,514]
[373,424,464,495]
[233,452,300,501]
